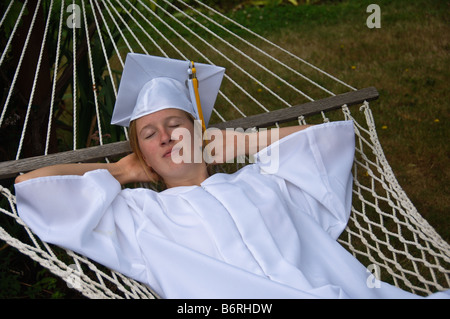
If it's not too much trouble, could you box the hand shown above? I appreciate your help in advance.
[204,129,248,164]
[115,153,159,184]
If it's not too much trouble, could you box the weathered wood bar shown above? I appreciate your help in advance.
[0,87,378,180]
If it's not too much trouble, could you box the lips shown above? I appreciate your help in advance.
[163,148,173,158]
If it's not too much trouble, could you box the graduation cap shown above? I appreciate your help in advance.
[111,53,225,129]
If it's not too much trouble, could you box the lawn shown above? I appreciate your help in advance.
[227,0,449,241]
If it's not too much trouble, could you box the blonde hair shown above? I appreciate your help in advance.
[128,120,162,184]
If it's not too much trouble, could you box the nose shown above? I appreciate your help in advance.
[159,128,172,145]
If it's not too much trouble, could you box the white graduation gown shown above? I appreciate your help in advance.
[14,121,448,299]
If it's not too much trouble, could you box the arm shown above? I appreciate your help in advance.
[14,153,156,185]
[204,125,312,164]
[247,125,313,156]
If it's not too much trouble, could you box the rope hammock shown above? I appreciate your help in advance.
[0,0,448,298]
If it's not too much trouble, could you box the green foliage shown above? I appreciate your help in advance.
[246,0,322,6]
[0,1,28,39]
[0,244,69,299]
[243,0,322,7]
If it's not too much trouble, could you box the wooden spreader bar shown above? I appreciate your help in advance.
[0,87,378,180]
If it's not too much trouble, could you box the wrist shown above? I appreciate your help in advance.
[107,162,128,185]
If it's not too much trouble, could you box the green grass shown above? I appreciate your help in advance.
[227,0,449,242]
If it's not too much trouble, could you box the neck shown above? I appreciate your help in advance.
[163,163,209,189]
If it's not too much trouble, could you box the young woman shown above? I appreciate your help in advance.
[14,108,306,187]
[14,54,448,299]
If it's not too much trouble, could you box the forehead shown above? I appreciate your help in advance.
[136,108,188,129]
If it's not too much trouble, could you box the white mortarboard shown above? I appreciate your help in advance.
[111,53,225,128]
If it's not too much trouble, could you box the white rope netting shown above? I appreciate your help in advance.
[0,0,448,298]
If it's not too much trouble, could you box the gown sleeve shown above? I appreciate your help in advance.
[253,120,355,239]
[14,169,147,280]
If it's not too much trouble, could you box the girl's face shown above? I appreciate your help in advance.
[135,108,204,185]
